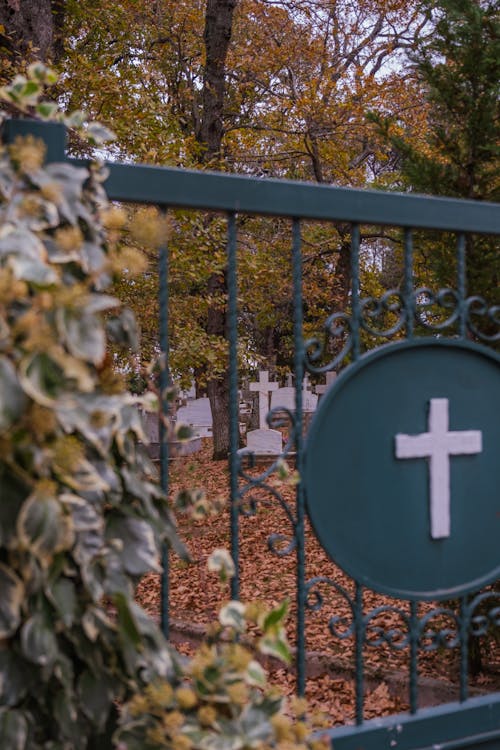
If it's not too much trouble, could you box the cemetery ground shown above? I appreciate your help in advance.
[136,440,500,726]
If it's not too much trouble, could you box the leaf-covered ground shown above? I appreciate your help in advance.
[136,442,500,726]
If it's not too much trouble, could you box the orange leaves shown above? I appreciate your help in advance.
[135,442,500,724]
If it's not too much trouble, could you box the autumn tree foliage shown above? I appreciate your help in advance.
[373,0,499,322]
[1,0,430,457]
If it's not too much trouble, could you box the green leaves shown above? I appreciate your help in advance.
[219,601,246,632]
[86,122,117,146]
[19,353,65,406]
[0,116,184,746]
[0,74,42,107]
[258,599,291,665]
[0,227,58,285]
[21,614,58,667]
[57,307,106,365]
[35,101,59,120]
[27,62,58,86]
[106,516,160,576]
[0,708,29,750]
[0,563,24,638]
[208,548,235,583]
[47,578,78,627]
[0,356,26,432]
[77,670,115,730]
[17,491,74,564]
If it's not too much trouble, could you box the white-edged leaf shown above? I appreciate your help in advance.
[17,492,74,562]
[219,601,246,632]
[36,101,59,119]
[0,356,27,431]
[245,660,267,687]
[0,563,24,638]
[106,517,160,576]
[0,707,29,750]
[207,548,235,582]
[21,614,58,666]
[258,630,291,665]
[18,352,64,407]
[56,308,106,365]
[86,122,116,145]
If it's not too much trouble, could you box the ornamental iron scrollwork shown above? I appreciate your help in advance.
[304,287,499,375]
[363,605,411,650]
[303,587,500,655]
[304,311,352,374]
[466,590,500,637]
[236,406,297,558]
[305,576,356,640]
[419,606,462,651]
[465,296,500,342]
[414,287,461,331]
[359,289,407,339]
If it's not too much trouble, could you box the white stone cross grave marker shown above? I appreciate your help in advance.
[249,371,279,429]
[395,398,482,539]
[300,373,317,412]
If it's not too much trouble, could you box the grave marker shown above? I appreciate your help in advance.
[249,371,278,429]
[176,397,212,438]
[245,428,283,456]
[270,386,295,412]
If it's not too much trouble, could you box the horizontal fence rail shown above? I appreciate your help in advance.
[3,120,499,232]
[4,120,500,746]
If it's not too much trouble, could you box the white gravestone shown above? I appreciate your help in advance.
[270,382,317,413]
[249,371,279,429]
[270,387,296,412]
[246,428,283,456]
[300,373,317,412]
[246,371,281,455]
[176,397,212,438]
[395,398,482,539]
[315,371,337,400]
[302,385,318,413]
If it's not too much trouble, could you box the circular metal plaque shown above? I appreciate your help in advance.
[305,339,500,600]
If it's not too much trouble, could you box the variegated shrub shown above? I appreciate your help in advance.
[0,65,327,750]
[0,110,185,747]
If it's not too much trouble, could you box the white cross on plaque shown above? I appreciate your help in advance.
[249,371,279,430]
[395,398,482,539]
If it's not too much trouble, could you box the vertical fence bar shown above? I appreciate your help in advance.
[404,228,415,340]
[457,233,467,339]
[227,212,240,602]
[292,217,306,697]
[350,224,361,361]
[159,207,170,639]
[405,228,417,723]
[409,600,419,713]
[354,582,364,724]
[351,222,363,722]
[459,596,469,702]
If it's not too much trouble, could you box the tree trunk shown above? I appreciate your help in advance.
[206,269,230,459]
[198,0,237,460]
[199,0,237,165]
[0,0,66,65]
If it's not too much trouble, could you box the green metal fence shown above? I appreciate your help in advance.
[5,119,500,748]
